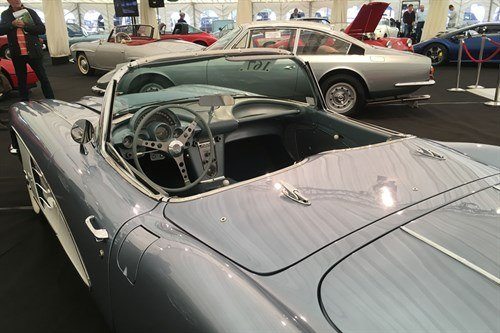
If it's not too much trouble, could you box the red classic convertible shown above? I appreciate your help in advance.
[159,23,217,46]
[344,2,413,52]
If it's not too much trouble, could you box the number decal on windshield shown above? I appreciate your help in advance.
[241,60,274,72]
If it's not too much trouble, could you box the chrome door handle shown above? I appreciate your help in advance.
[85,215,109,242]
[284,65,296,70]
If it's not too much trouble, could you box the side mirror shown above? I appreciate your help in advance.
[71,119,94,154]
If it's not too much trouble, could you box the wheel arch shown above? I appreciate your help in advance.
[127,72,174,93]
[319,68,370,98]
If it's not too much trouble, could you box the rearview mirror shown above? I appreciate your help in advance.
[71,119,94,154]
[198,94,235,107]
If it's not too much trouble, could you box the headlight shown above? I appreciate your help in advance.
[407,39,412,47]
[386,41,392,48]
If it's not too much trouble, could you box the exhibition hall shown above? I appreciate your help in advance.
[0,0,499,332]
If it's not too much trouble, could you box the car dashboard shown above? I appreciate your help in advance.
[111,97,308,194]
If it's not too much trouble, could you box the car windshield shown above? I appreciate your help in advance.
[111,54,316,116]
[67,23,85,36]
[207,27,242,50]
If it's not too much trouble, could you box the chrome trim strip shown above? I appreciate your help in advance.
[401,226,500,285]
[91,85,105,94]
[395,79,435,87]
[11,127,92,287]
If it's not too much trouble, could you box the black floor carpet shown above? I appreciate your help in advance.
[0,57,499,333]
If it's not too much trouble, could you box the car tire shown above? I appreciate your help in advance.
[423,43,448,66]
[321,74,366,116]
[76,52,95,76]
[0,45,10,59]
[129,75,173,94]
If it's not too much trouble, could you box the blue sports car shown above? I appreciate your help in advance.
[414,22,500,66]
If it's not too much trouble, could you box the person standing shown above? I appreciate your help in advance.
[402,4,415,38]
[415,5,426,42]
[0,0,53,101]
[177,12,186,24]
[290,8,300,20]
[448,5,457,28]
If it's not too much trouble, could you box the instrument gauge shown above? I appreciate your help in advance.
[122,135,133,149]
[154,124,171,141]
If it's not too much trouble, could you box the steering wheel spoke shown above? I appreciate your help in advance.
[132,105,214,193]
[173,154,190,185]
[137,138,169,152]
[177,120,198,144]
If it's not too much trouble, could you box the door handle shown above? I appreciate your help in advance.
[284,65,296,70]
[85,215,109,242]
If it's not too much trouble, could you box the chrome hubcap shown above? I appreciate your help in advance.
[326,83,356,114]
[78,56,89,74]
[139,83,163,93]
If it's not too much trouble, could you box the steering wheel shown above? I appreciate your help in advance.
[131,105,215,193]
[115,32,132,43]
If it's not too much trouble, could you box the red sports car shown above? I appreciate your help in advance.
[344,2,413,52]
[0,58,38,99]
[159,23,217,46]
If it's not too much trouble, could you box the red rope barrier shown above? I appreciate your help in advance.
[487,37,500,48]
[462,40,500,63]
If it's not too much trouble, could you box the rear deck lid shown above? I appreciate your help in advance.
[344,2,388,36]
[164,138,496,274]
[320,187,500,332]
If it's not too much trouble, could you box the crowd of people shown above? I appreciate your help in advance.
[402,3,459,43]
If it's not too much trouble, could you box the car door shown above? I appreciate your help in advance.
[94,40,126,70]
[210,28,301,98]
[47,135,159,323]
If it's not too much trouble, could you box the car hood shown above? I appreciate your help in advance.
[164,138,497,275]
[344,1,388,35]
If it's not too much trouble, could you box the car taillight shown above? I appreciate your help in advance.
[429,66,435,79]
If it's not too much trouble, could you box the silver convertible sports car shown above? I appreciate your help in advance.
[9,49,499,332]
[207,21,435,115]
[70,24,203,76]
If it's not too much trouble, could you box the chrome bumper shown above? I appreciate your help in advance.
[91,85,106,95]
[395,79,435,87]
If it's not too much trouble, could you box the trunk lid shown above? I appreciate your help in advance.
[164,138,497,274]
[344,2,388,36]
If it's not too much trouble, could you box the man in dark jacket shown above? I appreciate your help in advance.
[402,4,415,38]
[0,0,54,101]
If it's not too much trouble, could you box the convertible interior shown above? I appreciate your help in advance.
[110,95,395,197]
[107,55,398,197]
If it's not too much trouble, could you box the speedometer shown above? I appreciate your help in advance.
[154,124,171,141]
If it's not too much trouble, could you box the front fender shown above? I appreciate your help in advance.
[109,209,313,333]
[439,142,500,169]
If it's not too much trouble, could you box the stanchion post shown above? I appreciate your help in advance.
[485,65,500,107]
[467,33,486,89]
[448,36,465,92]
